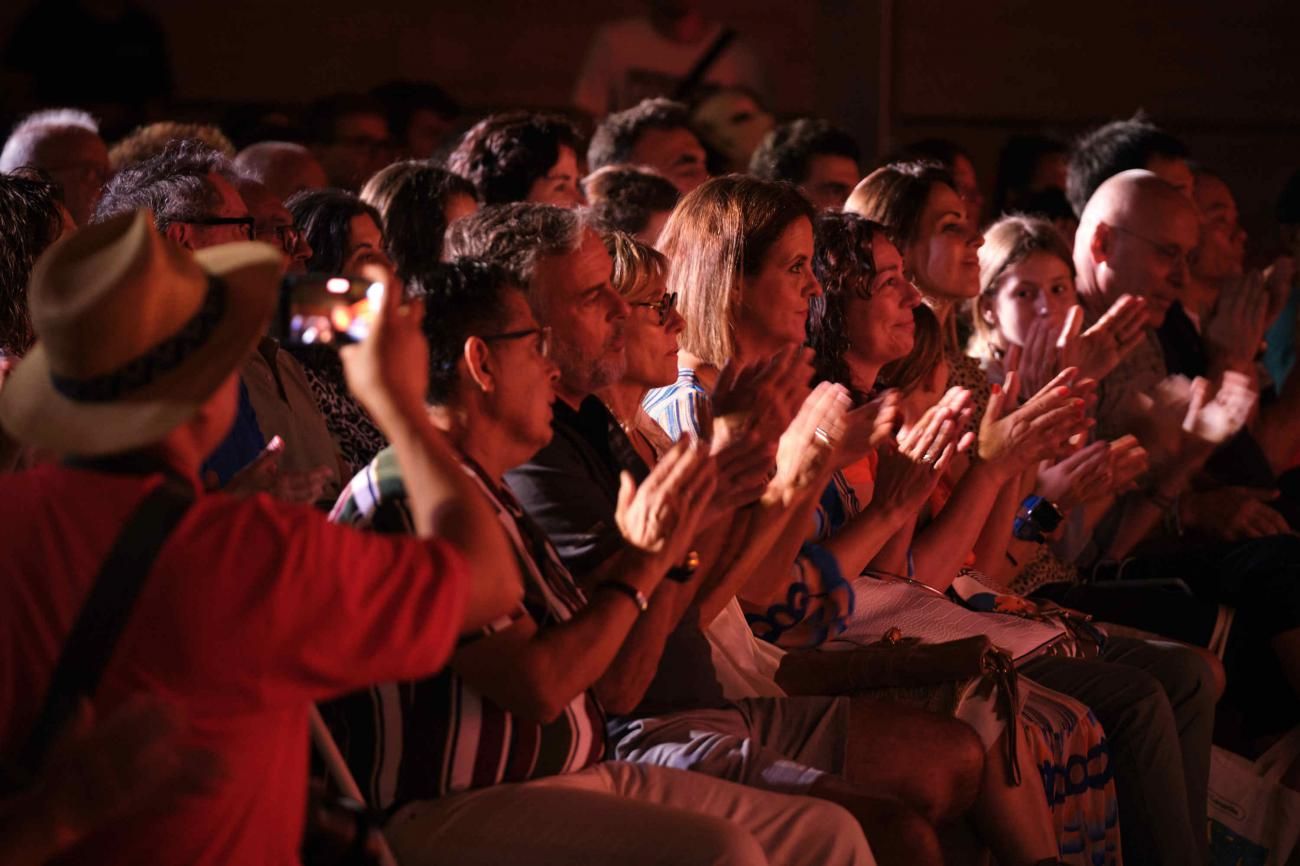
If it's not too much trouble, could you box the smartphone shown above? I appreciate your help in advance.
[276,274,384,346]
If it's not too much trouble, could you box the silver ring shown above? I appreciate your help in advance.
[921,452,936,465]
[814,427,831,446]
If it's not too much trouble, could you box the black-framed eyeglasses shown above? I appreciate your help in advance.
[259,223,304,254]
[1110,224,1193,270]
[632,291,678,326]
[481,325,552,358]
[179,215,256,241]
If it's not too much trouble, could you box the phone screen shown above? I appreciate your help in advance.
[276,274,384,346]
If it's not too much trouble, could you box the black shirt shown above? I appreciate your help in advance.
[506,395,727,716]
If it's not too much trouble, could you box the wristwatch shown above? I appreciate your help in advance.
[1013,495,1063,542]
[665,549,700,583]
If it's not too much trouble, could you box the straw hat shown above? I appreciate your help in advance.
[0,209,284,455]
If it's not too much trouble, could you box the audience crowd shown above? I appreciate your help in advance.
[3,16,1300,866]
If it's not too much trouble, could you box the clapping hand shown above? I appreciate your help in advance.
[616,438,718,563]
[711,346,814,451]
[834,389,904,469]
[1182,371,1256,444]
[873,388,975,518]
[1204,271,1270,373]
[979,369,1090,474]
[1005,296,1146,396]
[1069,296,1148,382]
[769,382,852,504]
[1106,435,1149,496]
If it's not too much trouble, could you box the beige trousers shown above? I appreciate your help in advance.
[385,760,874,866]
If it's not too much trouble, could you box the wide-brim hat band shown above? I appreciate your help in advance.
[50,275,228,404]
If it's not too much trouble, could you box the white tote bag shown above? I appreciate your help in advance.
[1208,727,1300,866]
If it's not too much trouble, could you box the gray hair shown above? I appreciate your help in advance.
[93,138,236,232]
[443,202,586,291]
[0,108,100,172]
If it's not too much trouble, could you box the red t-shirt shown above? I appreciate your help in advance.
[0,463,468,865]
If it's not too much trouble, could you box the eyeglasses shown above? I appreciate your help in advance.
[481,325,552,358]
[179,215,256,241]
[259,223,305,255]
[1110,224,1194,270]
[632,292,678,325]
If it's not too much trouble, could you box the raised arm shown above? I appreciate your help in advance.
[342,286,523,632]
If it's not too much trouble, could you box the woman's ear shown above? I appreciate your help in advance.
[463,336,495,394]
[977,293,997,326]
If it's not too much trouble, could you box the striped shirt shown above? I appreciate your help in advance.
[642,367,713,442]
[321,447,606,810]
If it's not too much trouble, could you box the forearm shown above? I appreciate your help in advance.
[911,462,1012,591]
[593,575,693,714]
[866,520,913,577]
[969,469,1026,579]
[820,502,911,581]
[731,486,826,606]
[1103,461,1202,559]
[470,594,648,721]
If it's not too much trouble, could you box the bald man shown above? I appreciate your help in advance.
[233,141,328,202]
[1070,170,1300,801]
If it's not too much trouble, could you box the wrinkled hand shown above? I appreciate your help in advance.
[769,382,852,501]
[37,697,223,847]
[1185,486,1293,541]
[979,369,1089,473]
[1036,440,1111,510]
[340,275,429,423]
[1204,271,1270,373]
[616,439,717,561]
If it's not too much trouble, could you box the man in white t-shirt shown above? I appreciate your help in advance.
[572,0,765,118]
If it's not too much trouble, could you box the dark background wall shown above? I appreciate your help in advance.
[3,0,1298,251]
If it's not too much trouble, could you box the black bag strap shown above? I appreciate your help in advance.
[18,477,196,776]
[672,27,738,102]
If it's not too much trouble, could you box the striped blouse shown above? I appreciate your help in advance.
[321,447,606,810]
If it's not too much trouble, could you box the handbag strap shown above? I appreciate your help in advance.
[18,477,195,776]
